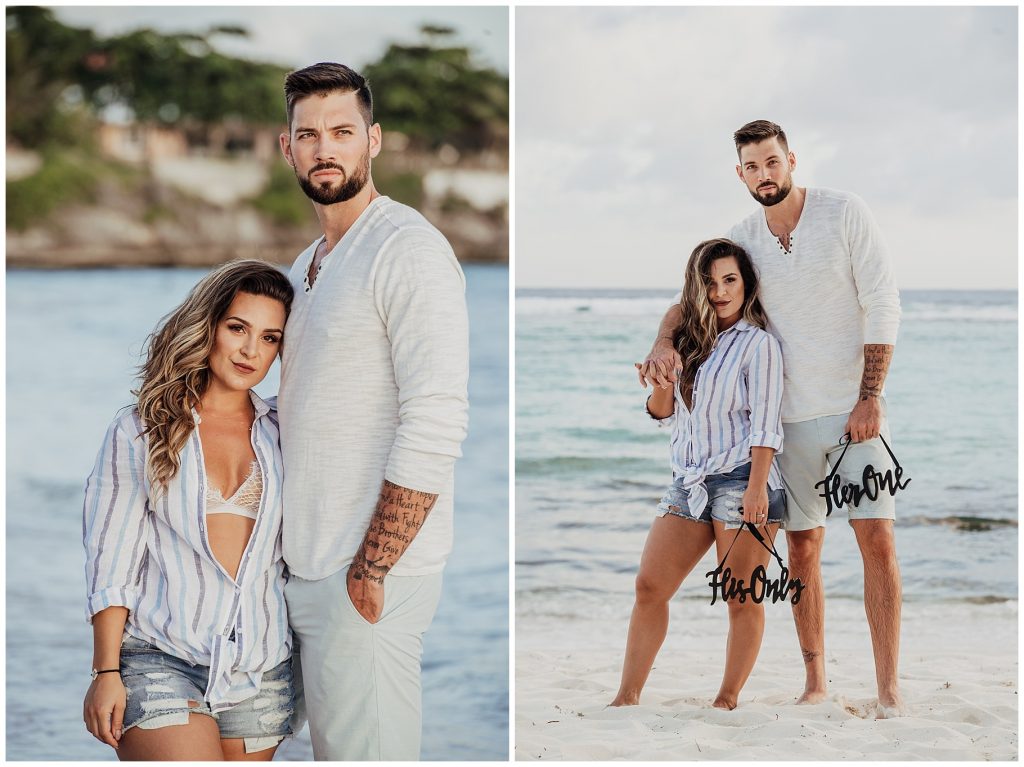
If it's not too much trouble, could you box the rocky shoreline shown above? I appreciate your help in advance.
[6,151,508,269]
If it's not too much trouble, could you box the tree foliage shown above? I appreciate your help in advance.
[6,7,286,148]
[7,10,508,153]
[364,27,508,151]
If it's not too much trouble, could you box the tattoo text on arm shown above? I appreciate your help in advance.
[351,479,439,584]
[859,344,894,400]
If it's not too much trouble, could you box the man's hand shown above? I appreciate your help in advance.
[636,339,681,389]
[845,396,883,443]
[347,550,386,624]
[346,480,438,624]
[847,344,893,442]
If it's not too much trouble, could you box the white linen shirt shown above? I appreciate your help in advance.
[82,391,290,712]
[651,320,785,517]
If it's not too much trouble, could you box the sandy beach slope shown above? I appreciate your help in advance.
[516,600,1017,760]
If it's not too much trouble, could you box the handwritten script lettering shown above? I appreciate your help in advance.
[705,522,805,605]
[814,463,911,515]
[706,562,805,605]
[815,433,911,517]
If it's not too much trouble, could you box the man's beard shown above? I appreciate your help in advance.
[749,176,792,207]
[295,151,370,205]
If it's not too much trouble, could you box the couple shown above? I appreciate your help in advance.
[611,121,906,716]
[81,63,469,760]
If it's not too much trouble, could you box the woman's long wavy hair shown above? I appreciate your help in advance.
[134,260,294,493]
[674,238,768,407]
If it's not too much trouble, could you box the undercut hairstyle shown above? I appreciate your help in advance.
[733,120,788,157]
[674,238,769,408]
[284,62,373,129]
[135,260,294,493]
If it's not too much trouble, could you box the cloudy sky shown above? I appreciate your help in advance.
[516,6,1017,290]
[53,6,508,73]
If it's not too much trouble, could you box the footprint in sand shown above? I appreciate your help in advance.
[836,696,873,719]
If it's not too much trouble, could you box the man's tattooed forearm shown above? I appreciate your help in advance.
[353,479,438,581]
[859,344,894,399]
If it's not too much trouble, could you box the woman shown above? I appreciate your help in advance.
[611,238,786,710]
[82,260,295,759]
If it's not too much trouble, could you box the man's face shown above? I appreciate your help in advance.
[735,137,796,207]
[279,90,381,205]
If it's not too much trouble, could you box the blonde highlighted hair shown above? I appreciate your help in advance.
[134,260,293,492]
[674,239,768,407]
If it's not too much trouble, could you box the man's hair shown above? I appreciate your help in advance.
[284,62,373,129]
[733,120,788,157]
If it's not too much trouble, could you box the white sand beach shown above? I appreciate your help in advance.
[516,600,1017,761]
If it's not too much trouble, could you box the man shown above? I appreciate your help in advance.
[638,120,905,717]
[276,62,469,759]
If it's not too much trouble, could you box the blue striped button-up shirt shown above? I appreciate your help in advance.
[651,319,785,516]
[82,391,290,712]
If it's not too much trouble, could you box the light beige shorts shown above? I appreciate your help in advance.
[779,401,898,531]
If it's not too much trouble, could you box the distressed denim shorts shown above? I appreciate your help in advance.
[120,634,294,751]
[657,462,786,529]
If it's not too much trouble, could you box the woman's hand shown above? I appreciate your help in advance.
[636,345,681,389]
[83,673,126,749]
[741,483,770,526]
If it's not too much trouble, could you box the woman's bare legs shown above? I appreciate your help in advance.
[117,711,225,761]
[221,739,280,761]
[610,515,715,706]
[117,710,280,761]
[711,521,779,709]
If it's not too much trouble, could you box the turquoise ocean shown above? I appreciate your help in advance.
[6,265,508,761]
[516,289,1017,625]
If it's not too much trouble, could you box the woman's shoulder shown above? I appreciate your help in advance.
[106,406,147,442]
[250,392,280,429]
[742,324,783,356]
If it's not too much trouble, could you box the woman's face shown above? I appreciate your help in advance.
[207,291,286,394]
[706,256,745,329]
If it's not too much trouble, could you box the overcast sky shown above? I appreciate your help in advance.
[516,6,1017,290]
[53,6,508,73]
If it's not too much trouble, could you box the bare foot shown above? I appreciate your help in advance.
[795,689,828,704]
[609,694,639,707]
[875,693,907,719]
[712,696,737,710]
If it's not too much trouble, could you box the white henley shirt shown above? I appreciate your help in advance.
[278,196,469,580]
[726,188,901,422]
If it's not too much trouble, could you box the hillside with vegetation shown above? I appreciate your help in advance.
[6,7,508,267]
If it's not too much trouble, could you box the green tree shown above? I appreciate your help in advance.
[6,7,287,148]
[6,7,99,147]
[363,25,508,152]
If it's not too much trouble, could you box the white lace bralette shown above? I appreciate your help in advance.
[206,461,262,520]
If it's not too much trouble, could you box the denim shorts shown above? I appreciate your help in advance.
[120,634,294,751]
[656,462,786,529]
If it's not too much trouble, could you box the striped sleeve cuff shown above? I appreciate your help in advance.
[86,587,139,624]
[749,430,784,452]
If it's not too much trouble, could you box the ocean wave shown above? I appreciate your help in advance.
[516,296,678,317]
[515,587,1016,607]
[900,514,1018,532]
[900,305,1017,323]
[515,455,656,477]
[516,295,1016,322]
